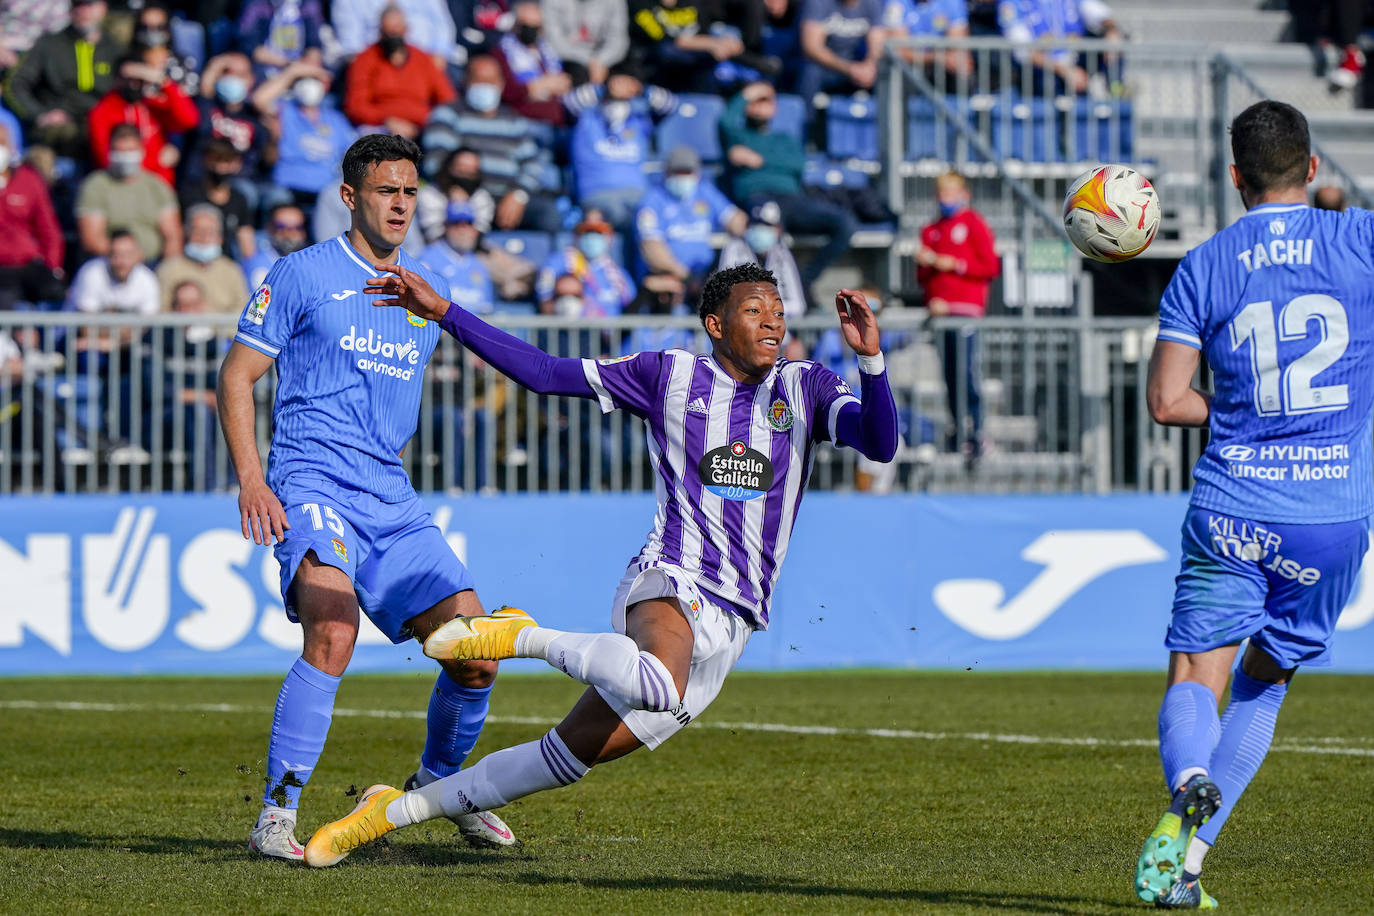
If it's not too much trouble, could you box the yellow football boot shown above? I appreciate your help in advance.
[303,784,403,867]
[422,606,537,661]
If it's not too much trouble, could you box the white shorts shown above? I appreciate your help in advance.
[598,563,752,750]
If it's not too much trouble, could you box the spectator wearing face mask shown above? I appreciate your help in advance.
[155,203,249,313]
[494,0,574,126]
[916,170,998,461]
[635,145,746,291]
[541,0,630,85]
[0,0,70,73]
[343,6,456,139]
[242,203,310,288]
[536,212,634,317]
[238,0,326,79]
[179,139,257,261]
[422,55,560,234]
[0,123,65,309]
[88,54,200,186]
[4,0,123,158]
[76,122,182,259]
[133,3,200,97]
[542,271,592,317]
[66,229,161,314]
[190,53,271,213]
[332,0,460,65]
[419,202,495,315]
[252,60,358,206]
[624,272,698,352]
[568,60,678,231]
[417,146,496,242]
[716,199,806,318]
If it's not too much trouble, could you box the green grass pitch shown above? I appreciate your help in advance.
[1,671,1370,915]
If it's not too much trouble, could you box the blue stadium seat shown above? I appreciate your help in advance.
[1071,99,1134,163]
[826,95,879,160]
[656,93,726,163]
[486,231,553,265]
[988,95,1059,162]
[772,94,806,146]
[906,95,972,161]
[803,155,871,189]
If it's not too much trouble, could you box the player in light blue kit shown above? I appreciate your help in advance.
[1137,100,1374,908]
[216,134,518,861]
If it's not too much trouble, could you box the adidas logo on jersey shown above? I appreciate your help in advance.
[687,397,710,415]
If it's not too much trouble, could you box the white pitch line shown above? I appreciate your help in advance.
[1,699,1372,757]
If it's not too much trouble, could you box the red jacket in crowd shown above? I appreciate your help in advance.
[917,206,1000,317]
[344,43,456,129]
[0,164,64,271]
[88,80,200,185]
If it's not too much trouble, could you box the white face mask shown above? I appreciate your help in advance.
[108,150,143,178]
[554,294,583,317]
[0,146,11,173]
[294,78,326,107]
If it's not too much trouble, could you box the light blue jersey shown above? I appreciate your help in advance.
[1158,203,1374,524]
[235,234,451,502]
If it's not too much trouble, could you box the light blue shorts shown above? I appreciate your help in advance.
[1167,507,1368,668]
[273,474,475,644]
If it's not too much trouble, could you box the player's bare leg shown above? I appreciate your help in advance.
[396,591,517,847]
[252,553,359,862]
[304,601,694,866]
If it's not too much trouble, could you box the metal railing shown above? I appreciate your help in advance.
[0,311,1202,497]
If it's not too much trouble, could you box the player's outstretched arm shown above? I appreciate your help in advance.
[1147,339,1211,427]
[366,263,597,399]
[831,289,900,463]
[217,342,291,544]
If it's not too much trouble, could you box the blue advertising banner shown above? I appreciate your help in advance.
[3,493,1374,675]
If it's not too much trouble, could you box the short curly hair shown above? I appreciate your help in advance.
[698,262,778,324]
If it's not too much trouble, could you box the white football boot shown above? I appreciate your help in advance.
[249,806,306,862]
[404,771,518,847]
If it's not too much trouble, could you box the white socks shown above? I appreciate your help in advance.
[1184,837,1210,875]
[389,728,589,826]
[515,627,682,714]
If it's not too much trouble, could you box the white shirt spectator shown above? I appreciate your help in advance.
[67,258,161,315]
[331,0,457,60]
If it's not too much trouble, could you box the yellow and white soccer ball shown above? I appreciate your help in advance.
[1062,164,1160,262]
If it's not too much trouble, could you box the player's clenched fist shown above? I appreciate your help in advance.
[367,263,450,323]
[239,478,289,545]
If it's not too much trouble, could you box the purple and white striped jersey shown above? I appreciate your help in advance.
[582,349,861,629]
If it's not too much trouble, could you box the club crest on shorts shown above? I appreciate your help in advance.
[331,538,348,563]
[767,398,794,432]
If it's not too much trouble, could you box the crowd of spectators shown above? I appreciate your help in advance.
[0,0,1138,481]
[0,0,1125,328]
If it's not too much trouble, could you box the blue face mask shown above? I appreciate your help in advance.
[665,175,698,200]
[578,233,609,259]
[216,76,248,105]
[938,200,962,219]
[184,242,222,263]
[745,225,778,254]
[466,83,501,113]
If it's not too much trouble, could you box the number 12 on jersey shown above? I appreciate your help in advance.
[1229,294,1350,417]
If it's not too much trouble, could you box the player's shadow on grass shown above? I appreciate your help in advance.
[0,827,246,858]
[503,871,1139,914]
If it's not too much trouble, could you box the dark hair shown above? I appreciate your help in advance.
[1230,101,1310,196]
[108,228,135,245]
[109,122,142,144]
[269,201,305,220]
[342,134,421,190]
[698,262,777,324]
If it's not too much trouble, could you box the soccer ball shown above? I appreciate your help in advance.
[1062,165,1160,262]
